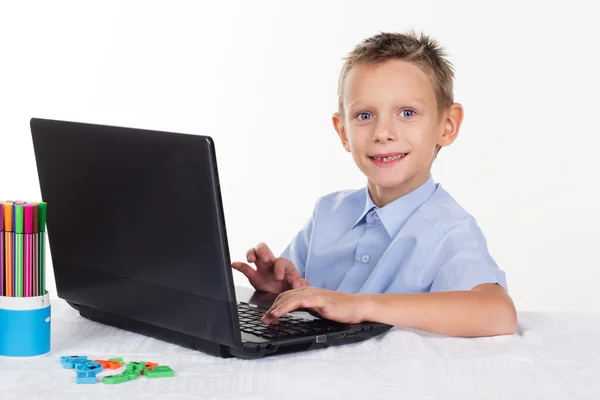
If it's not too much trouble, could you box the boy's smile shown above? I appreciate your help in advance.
[368,152,408,167]
[333,59,463,207]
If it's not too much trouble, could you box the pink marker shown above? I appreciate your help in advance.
[24,205,33,297]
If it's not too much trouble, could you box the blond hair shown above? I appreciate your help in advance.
[337,31,455,119]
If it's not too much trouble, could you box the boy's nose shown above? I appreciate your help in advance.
[372,119,397,142]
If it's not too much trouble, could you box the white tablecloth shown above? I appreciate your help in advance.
[1,299,599,400]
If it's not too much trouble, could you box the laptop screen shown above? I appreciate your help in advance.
[31,118,239,346]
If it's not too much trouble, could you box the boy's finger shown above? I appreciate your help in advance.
[284,261,302,282]
[246,248,257,263]
[231,262,257,280]
[263,294,317,323]
[264,292,294,318]
[273,258,289,281]
[299,278,310,287]
[255,242,275,264]
[291,278,310,289]
[247,248,272,273]
[273,258,301,283]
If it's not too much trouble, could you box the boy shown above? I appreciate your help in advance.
[232,31,517,337]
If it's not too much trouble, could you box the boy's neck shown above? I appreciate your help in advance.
[367,172,431,208]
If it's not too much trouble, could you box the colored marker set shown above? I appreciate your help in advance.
[0,201,50,357]
[1,201,47,298]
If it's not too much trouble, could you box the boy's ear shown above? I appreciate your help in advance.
[332,112,351,152]
[438,103,464,148]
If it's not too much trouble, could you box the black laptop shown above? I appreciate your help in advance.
[30,118,392,359]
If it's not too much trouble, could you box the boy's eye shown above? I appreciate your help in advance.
[400,109,415,118]
[356,112,372,121]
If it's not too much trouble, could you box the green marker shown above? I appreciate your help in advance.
[15,205,24,297]
[38,202,47,295]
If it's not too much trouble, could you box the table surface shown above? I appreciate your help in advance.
[1,298,600,400]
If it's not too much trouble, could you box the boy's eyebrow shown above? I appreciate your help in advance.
[347,98,427,109]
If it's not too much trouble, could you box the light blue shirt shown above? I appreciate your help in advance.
[280,176,507,294]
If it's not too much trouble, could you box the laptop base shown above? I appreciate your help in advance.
[229,325,392,359]
[73,302,392,359]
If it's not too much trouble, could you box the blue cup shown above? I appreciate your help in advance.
[0,292,51,357]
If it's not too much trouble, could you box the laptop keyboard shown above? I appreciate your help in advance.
[237,302,346,340]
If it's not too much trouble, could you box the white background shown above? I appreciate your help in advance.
[0,0,598,313]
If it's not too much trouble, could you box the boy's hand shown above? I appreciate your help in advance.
[261,287,367,325]
[231,242,309,295]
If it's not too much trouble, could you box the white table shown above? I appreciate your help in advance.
[1,298,599,399]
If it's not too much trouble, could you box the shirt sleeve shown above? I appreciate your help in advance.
[429,217,508,292]
[279,200,319,279]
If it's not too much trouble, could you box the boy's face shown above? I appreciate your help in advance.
[333,59,463,205]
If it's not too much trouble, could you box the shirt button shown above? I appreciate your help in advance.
[361,255,370,263]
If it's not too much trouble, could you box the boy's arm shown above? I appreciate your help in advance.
[361,283,517,337]
[360,216,515,336]
[262,284,517,337]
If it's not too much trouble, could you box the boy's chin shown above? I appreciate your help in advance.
[367,167,428,189]
[367,175,411,189]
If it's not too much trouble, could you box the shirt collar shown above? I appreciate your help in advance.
[352,175,437,238]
